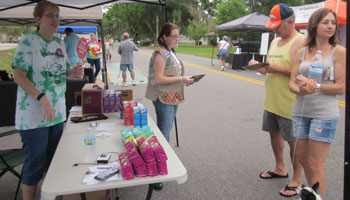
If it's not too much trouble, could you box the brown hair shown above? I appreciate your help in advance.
[33,0,59,18]
[157,23,179,51]
[306,8,338,51]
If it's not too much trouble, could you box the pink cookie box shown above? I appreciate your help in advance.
[146,161,158,177]
[157,157,168,175]
[148,136,168,161]
[136,136,155,163]
[125,141,145,167]
[118,152,134,180]
[134,163,148,177]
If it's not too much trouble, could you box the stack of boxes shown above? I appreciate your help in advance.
[123,100,148,127]
[103,90,122,113]
[119,126,168,180]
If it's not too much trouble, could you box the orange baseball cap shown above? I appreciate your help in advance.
[266,3,294,29]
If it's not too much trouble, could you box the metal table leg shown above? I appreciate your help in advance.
[146,184,154,200]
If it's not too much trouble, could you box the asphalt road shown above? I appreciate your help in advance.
[0,45,345,200]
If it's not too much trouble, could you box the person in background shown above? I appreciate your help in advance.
[11,1,83,199]
[216,35,231,71]
[118,32,138,86]
[248,3,305,197]
[105,37,112,62]
[145,23,194,190]
[63,27,81,79]
[289,8,345,196]
[87,33,102,78]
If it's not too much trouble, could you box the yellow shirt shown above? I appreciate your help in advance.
[264,33,302,119]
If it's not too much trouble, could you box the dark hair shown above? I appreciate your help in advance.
[33,0,59,18]
[64,27,73,33]
[157,23,179,51]
[306,8,338,51]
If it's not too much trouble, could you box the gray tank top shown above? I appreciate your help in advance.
[292,46,339,120]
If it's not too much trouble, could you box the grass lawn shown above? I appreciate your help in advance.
[175,45,236,59]
[0,48,16,75]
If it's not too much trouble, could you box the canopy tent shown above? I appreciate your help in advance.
[0,0,166,26]
[291,0,346,27]
[0,0,167,89]
[215,12,271,32]
[57,26,97,34]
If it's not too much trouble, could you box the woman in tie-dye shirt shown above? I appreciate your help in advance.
[86,33,102,78]
[11,1,83,199]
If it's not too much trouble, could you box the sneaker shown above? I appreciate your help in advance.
[132,80,136,86]
[122,82,127,87]
[152,183,163,191]
[221,66,225,71]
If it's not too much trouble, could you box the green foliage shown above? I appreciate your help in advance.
[175,44,235,59]
[103,0,197,43]
[215,0,249,40]
[188,20,209,46]
[0,48,16,74]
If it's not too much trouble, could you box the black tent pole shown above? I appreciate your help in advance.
[343,0,350,198]
[163,1,168,23]
[100,19,109,89]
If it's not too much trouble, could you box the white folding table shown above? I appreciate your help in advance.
[41,112,187,200]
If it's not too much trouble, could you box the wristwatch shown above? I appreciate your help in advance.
[316,84,321,90]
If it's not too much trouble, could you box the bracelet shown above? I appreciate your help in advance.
[316,84,321,90]
[37,92,45,101]
[180,76,183,82]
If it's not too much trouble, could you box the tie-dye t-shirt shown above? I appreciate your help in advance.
[11,32,71,130]
[86,41,101,59]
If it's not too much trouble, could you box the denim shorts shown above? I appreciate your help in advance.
[120,64,134,72]
[293,116,338,143]
[218,49,228,60]
[262,110,294,141]
[19,122,64,185]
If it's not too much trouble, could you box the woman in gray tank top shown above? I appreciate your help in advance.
[289,8,345,196]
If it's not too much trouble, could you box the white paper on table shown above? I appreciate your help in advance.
[95,123,116,131]
[82,161,123,185]
[96,132,112,138]
[70,106,82,112]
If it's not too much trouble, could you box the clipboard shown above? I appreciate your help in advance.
[242,63,269,70]
[191,74,205,82]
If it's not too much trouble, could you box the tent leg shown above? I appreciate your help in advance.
[100,19,109,90]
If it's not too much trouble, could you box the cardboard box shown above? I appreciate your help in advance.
[82,80,105,115]
[117,90,133,101]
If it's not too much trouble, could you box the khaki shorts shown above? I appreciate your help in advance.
[262,110,294,141]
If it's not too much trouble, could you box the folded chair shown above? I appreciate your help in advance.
[0,129,24,200]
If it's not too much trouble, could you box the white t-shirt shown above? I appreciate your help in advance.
[219,40,229,50]
[11,32,71,130]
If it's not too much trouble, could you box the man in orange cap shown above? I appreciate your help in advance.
[248,3,305,197]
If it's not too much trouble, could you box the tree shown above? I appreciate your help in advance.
[215,0,249,40]
[103,0,198,43]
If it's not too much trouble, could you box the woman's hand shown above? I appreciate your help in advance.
[248,59,259,65]
[181,76,194,86]
[40,95,55,122]
[297,76,319,95]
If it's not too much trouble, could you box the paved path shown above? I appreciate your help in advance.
[0,45,345,200]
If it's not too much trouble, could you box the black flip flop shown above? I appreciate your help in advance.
[279,184,299,197]
[259,170,289,179]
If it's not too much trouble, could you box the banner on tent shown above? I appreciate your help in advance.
[291,2,324,24]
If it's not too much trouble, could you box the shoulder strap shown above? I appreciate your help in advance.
[301,47,306,61]
[331,45,339,57]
